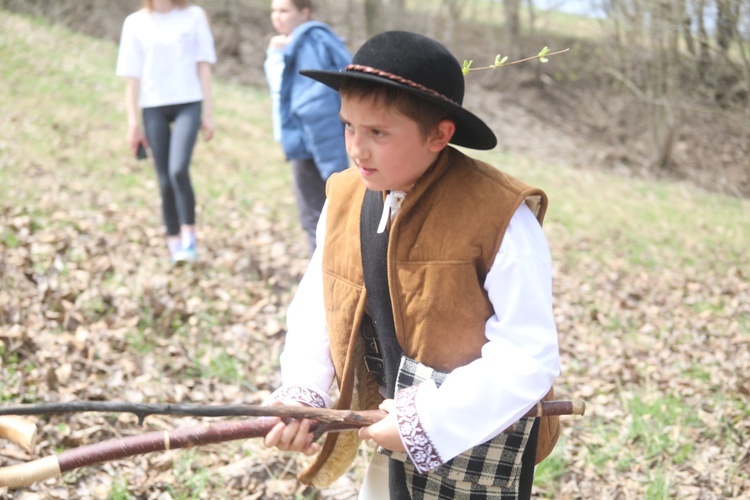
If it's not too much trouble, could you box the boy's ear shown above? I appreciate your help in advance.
[428,119,456,152]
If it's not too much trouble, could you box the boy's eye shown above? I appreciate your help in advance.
[343,122,353,131]
[371,129,385,137]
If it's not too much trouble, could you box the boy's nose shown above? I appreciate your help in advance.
[347,136,368,163]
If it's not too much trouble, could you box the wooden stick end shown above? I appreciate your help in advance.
[0,455,60,489]
[572,400,586,416]
[0,416,37,453]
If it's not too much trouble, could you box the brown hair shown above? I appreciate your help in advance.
[289,0,314,11]
[142,0,189,10]
[339,78,449,139]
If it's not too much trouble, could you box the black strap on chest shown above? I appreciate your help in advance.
[360,189,410,500]
[360,189,403,398]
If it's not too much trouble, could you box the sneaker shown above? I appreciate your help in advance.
[172,246,198,265]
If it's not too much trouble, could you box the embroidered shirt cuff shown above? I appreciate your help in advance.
[267,386,331,408]
[395,385,444,473]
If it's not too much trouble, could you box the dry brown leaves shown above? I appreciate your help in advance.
[545,227,749,499]
[0,95,748,500]
[2,164,750,500]
[2,180,748,499]
[1,159,749,500]
[0,158,358,498]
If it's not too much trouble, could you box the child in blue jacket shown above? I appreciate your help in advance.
[264,0,351,255]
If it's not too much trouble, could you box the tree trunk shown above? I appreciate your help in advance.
[386,0,406,30]
[691,0,711,82]
[363,0,383,38]
[648,0,680,169]
[716,0,738,53]
[503,0,521,51]
[442,0,467,50]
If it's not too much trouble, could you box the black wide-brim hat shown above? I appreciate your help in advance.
[300,31,497,150]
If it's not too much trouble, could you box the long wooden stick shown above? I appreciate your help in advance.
[0,418,281,489]
[0,400,585,425]
[0,400,585,489]
[0,402,387,426]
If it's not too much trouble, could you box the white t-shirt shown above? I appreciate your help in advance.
[116,6,216,108]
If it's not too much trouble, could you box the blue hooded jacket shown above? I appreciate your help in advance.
[278,22,351,180]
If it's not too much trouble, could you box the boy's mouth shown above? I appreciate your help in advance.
[358,164,376,177]
[355,160,374,172]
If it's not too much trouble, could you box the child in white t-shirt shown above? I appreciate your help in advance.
[116,0,216,265]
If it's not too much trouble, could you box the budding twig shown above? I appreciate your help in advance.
[462,47,570,74]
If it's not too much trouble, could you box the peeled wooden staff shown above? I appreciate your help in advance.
[0,400,584,489]
[0,418,282,489]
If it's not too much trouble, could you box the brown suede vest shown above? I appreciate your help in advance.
[298,146,560,486]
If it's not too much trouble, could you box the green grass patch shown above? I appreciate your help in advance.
[126,325,159,354]
[473,152,750,274]
[168,449,219,499]
[108,475,133,500]
[586,388,702,480]
[533,440,569,495]
[626,392,699,464]
[0,228,20,248]
[200,351,243,385]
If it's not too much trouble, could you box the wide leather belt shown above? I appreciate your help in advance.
[361,315,386,387]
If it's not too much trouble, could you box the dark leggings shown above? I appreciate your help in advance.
[143,101,202,236]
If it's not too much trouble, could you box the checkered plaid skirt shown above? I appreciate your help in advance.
[380,356,534,499]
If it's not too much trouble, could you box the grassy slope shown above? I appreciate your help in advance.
[1,10,749,499]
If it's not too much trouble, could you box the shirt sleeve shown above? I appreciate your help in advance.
[397,202,561,471]
[115,15,143,78]
[273,203,335,407]
[193,7,216,64]
[264,47,285,143]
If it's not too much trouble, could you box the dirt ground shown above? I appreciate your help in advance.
[462,74,750,199]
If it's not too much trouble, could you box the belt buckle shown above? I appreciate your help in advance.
[364,355,386,387]
[364,355,384,374]
[364,336,380,355]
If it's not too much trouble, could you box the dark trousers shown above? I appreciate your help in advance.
[143,101,202,236]
[517,417,540,499]
[290,158,327,255]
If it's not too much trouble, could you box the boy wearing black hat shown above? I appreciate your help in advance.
[264,31,561,499]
